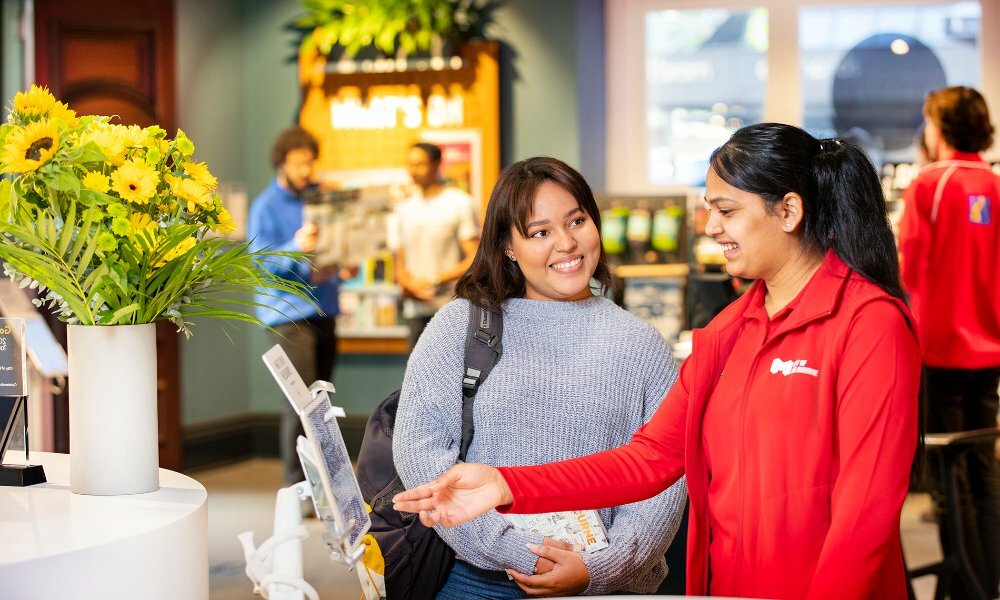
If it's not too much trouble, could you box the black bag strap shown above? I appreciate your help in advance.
[458,303,502,460]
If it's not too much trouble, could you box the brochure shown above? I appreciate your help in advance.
[503,510,609,553]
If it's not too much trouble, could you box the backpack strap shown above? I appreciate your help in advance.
[458,303,502,460]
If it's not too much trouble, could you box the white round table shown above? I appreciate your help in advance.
[0,452,208,599]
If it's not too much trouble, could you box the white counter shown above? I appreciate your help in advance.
[0,452,208,599]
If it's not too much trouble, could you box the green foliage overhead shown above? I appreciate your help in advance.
[292,0,502,58]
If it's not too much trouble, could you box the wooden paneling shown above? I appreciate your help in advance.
[34,0,181,470]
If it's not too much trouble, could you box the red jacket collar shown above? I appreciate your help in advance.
[705,250,851,336]
[935,149,985,163]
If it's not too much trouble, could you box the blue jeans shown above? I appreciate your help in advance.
[436,560,527,600]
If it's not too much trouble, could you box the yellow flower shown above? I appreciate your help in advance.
[171,176,212,212]
[182,161,218,190]
[12,85,77,125]
[212,206,237,234]
[111,158,160,204]
[82,171,110,192]
[120,124,146,149]
[156,236,196,266]
[0,120,60,173]
[130,212,154,234]
[81,121,128,165]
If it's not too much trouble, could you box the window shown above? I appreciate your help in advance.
[799,2,981,162]
[645,8,768,185]
[607,1,996,194]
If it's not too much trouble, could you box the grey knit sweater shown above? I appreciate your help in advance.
[393,296,688,595]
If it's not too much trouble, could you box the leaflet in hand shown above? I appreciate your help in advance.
[503,510,609,553]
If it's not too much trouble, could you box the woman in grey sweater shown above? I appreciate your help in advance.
[393,157,687,598]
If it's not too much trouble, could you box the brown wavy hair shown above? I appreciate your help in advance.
[455,157,612,312]
[924,86,994,153]
[269,125,319,169]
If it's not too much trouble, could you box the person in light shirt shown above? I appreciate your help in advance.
[394,143,480,350]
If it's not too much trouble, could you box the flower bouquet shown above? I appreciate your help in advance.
[0,85,311,336]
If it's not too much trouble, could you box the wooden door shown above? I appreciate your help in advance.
[34,0,182,470]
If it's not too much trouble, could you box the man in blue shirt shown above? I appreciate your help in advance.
[249,125,339,484]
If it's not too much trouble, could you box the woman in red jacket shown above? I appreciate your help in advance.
[394,123,922,600]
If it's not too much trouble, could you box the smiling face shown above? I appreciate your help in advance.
[704,167,798,281]
[508,180,602,302]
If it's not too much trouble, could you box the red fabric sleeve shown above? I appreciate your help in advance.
[897,182,931,316]
[805,300,920,600]
[497,354,690,514]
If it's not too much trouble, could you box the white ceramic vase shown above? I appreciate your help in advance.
[68,323,159,495]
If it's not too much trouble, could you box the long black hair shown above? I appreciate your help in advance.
[711,122,923,482]
[455,157,612,312]
[709,122,905,302]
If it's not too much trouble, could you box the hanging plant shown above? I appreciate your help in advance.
[290,0,501,59]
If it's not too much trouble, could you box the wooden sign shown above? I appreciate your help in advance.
[298,41,500,210]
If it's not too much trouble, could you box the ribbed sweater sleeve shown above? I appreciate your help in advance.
[393,296,687,593]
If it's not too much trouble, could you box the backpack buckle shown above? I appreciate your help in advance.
[473,330,497,347]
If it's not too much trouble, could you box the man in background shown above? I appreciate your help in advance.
[899,86,1000,599]
[249,125,339,485]
[394,142,479,349]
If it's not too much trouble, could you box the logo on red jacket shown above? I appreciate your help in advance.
[969,195,991,225]
[770,357,819,377]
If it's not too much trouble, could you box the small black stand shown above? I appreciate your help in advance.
[0,463,46,486]
[1,395,47,487]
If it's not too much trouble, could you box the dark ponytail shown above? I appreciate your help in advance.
[711,123,922,483]
[709,123,905,302]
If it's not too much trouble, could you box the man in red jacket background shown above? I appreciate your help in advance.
[899,85,1000,600]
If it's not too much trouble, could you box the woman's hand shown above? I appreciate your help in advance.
[392,463,512,528]
[507,543,590,597]
[532,538,583,575]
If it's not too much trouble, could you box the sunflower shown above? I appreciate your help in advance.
[111,158,160,204]
[182,161,218,190]
[82,171,110,192]
[0,120,60,174]
[12,85,77,126]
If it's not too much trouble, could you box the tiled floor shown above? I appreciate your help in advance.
[196,458,951,600]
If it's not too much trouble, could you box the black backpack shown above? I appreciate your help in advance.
[356,303,502,599]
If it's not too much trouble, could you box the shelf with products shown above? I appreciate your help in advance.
[598,190,701,345]
[337,253,409,354]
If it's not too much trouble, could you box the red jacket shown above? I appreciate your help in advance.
[898,151,1000,368]
[499,252,920,599]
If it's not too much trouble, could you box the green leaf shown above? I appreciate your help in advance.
[69,141,108,166]
[67,215,94,266]
[57,199,77,254]
[108,303,140,324]
[49,169,81,194]
[79,189,115,206]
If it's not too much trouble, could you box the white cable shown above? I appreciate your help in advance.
[239,527,318,600]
